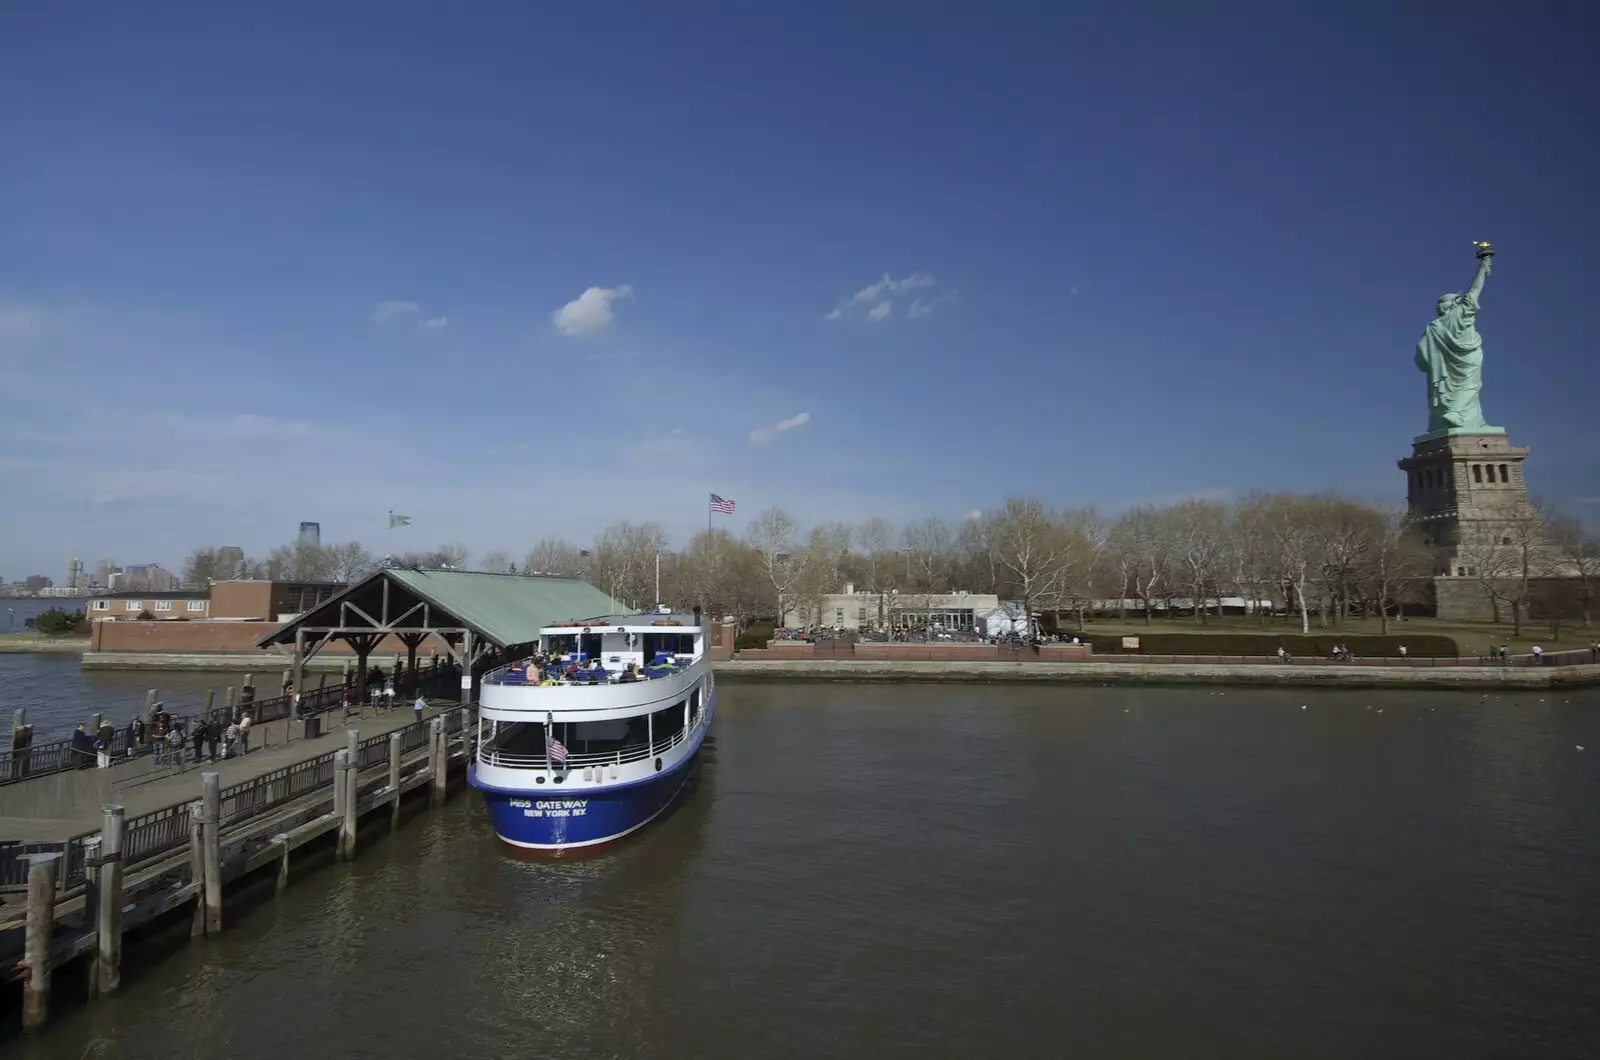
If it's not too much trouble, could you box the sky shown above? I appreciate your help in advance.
[2,4,1598,578]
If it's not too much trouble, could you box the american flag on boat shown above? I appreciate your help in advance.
[546,733,568,765]
[710,493,736,514]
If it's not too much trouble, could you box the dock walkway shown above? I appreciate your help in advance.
[0,703,450,845]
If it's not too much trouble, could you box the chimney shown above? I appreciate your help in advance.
[693,605,703,628]
[844,582,854,595]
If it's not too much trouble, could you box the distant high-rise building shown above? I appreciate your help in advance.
[122,564,175,593]
[67,558,83,591]
[298,522,321,549]
[23,575,53,593]
[216,546,246,581]
[95,559,116,590]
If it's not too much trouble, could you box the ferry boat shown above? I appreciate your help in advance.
[468,605,715,855]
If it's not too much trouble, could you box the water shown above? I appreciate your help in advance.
[0,598,84,632]
[12,683,1600,1058]
[0,653,265,741]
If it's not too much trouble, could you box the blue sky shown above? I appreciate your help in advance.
[2,5,1597,577]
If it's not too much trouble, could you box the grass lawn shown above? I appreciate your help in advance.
[1068,615,1596,656]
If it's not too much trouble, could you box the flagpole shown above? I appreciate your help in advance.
[386,510,392,563]
[708,493,712,537]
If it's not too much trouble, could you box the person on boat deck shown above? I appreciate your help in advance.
[619,663,640,683]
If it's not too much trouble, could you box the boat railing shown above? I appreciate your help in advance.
[477,720,695,771]
[482,657,698,687]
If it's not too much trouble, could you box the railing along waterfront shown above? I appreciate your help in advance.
[3,709,472,894]
[0,662,453,787]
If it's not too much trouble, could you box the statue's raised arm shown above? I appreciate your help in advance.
[1466,241,1493,303]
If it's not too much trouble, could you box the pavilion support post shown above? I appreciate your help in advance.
[293,629,306,706]
[459,630,474,706]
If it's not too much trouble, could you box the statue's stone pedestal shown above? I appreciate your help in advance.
[1398,433,1534,614]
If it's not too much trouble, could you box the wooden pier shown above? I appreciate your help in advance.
[1,701,477,1032]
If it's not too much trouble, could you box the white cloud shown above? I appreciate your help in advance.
[419,316,448,330]
[553,284,634,338]
[965,509,983,521]
[372,301,420,325]
[748,411,811,445]
[88,492,127,507]
[825,273,947,323]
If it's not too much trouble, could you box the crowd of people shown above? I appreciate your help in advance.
[70,707,254,770]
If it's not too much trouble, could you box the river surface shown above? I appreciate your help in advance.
[12,682,1600,1059]
[0,653,265,741]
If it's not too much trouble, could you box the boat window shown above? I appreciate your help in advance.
[690,687,701,714]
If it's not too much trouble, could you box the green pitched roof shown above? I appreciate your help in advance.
[258,568,630,650]
[383,569,628,647]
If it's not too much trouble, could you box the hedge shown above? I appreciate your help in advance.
[1081,632,1462,658]
[735,622,776,651]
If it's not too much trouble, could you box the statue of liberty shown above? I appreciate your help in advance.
[1415,242,1500,435]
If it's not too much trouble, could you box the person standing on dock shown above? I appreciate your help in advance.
[414,695,426,724]
[128,716,146,757]
[71,724,95,769]
[192,719,207,764]
[238,712,252,755]
[206,716,223,761]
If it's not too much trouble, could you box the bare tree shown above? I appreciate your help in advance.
[524,537,584,576]
[987,497,1071,637]
[1111,507,1173,625]
[1171,499,1228,624]
[1263,495,1319,634]
[592,521,669,609]
[182,547,223,588]
[745,506,802,623]
[325,541,377,583]
[479,549,514,573]
[1459,504,1553,635]
[1364,506,1429,634]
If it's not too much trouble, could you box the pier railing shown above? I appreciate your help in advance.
[0,662,454,787]
[2,709,471,895]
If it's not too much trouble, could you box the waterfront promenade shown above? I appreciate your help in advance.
[715,658,1600,689]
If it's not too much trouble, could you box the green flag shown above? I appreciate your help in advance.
[389,513,411,528]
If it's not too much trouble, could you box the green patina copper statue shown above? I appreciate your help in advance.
[1415,241,1502,436]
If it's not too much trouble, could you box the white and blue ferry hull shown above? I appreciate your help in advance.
[470,672,714,855]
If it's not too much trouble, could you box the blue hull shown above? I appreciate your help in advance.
[473,757,697,851]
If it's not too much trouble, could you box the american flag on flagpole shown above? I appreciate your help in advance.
[546,732,568,765]
[710,493,736,514]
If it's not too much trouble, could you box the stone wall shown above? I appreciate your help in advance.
[90,620,420,656]
[736,641,1093,663]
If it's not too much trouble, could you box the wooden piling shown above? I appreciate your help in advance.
[81,837,101,996]
[97,804,125,994]
[203,689,215,724]
[429,717,446,806]
[459,707,472,760]
[201,772,222,935]
[188,803,205,938]
[144,689,157,726]
[333,750,354,860]
[22,852,60,1031]
[225,686,236,719]
[389,732,403,828]
[90,711,103,737]
[274,834,290,893]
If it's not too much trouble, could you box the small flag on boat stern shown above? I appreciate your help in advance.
[547,734,569,765]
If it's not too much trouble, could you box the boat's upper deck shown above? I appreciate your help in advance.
[483,608,705,689]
